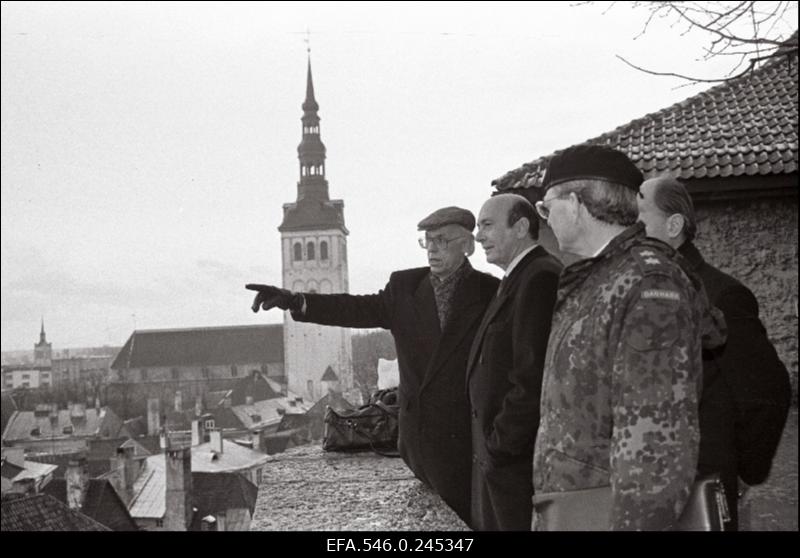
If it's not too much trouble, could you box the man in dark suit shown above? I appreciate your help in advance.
[246,206,499,526]
[467,193,562,531]
[637,176,791,530]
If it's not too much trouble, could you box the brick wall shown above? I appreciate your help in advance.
[694,197,798,403]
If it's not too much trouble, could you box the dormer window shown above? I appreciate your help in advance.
[204,418,215,429]
[63,425,74,435]
[30,427,40,437]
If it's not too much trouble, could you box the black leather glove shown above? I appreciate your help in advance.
[245,284,304,313]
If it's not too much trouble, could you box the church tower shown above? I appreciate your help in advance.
[34,318,52,366]
[278,57,354,403]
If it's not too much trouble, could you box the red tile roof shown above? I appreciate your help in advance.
[492,51,798,194]
[110,324,284,369]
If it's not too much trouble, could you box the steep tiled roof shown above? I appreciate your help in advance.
[1,494,111,531]
[2,407,122,443]
[110,324,284,369]
[492,52,798,194]
[42,478,138,531]
[191,472,258,518]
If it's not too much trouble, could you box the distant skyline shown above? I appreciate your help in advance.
[3,1,797,351]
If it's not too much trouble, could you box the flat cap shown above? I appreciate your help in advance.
[417,206,476,231]
[542,144,643,192]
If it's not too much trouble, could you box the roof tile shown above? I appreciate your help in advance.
[492,51,798,191]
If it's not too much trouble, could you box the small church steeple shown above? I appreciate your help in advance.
[34,317,52,365]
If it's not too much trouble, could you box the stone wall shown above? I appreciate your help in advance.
[693,197,798,402]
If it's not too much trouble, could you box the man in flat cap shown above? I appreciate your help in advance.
[530,144,727,530]
[246,206,499,527]
[467,193,562,530]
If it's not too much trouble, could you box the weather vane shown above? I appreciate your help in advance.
[304,28,311,55]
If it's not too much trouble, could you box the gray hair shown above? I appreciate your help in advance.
[552,179,638,227]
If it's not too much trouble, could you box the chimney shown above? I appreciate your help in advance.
[66,454,89,511]
[49,404,59,426]
[164,446,193,531]
[208,428,223,454]
[194,396,203,417]
[159,427,169,450]
[191,418,206,447]
[174,390,183,412]
[245,395,254,406]
[94,395,101,412]
[110,445,137,504]
[147,398,161,436]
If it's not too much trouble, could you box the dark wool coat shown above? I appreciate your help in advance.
[680,241,791,531]
[296,264,499,526]
[466,246,562,531]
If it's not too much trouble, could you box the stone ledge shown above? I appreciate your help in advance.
[251,446,468,531]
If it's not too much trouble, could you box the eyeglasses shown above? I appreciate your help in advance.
[535,192,579,220]
[418,235,469,250]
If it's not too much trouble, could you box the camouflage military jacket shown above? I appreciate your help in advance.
[532,223,725,531]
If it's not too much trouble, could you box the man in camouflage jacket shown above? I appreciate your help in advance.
[531,145,727,530]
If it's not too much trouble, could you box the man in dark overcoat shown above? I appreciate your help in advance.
[466,194,562,531]
[638,176,791,530]
[246,206,499,526]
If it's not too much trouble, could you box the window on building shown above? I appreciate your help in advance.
[202,367,210,379]
[140,369,148,381]
[256,468,263,485]
[22,374,30,380]
[320,241,328,260]
[63,425,73,435]
[293,242,302,262]
[171,367,180,380]
[155,519,164,528]
[230,364,238,377]
[30,427,40,436]
[204,418,215,429]
[307,241,315,260]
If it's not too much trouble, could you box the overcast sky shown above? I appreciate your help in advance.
[2,1,796,351]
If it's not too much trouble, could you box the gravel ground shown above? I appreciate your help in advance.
[251,409,798,531]
[250,446,467,531]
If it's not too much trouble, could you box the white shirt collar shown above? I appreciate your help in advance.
[504,244,537,277]
[592,238,613,258]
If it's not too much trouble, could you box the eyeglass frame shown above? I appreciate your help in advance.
[418,234,471,250]
[535,191,582,220]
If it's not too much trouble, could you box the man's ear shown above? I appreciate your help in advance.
[666,213,685,240]
[463,236,475,257]
[515,217,530,239]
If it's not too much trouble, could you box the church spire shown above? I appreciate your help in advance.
[40,317,47,343]
[296,55,328,202]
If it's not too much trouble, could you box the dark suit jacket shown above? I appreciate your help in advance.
[466,246,562,530]
[681,241,791,530]
[295,263,499,525]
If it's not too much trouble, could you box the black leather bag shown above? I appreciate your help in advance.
[532,474,730,531]
[322,388,399,456]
